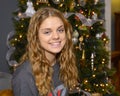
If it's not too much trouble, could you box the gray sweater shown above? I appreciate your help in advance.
[12,61,68,96]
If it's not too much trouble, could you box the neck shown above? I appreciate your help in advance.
[50,58,56,66]
[45,52,56,66]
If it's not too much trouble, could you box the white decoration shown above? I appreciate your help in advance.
[25,0,36,17]
[76,13,104,26]
[96,33,102,39]
[92,12,98,20]
[64,12,103,26]
[6,47,18,67]
[75,13,96,26]
[6,31,18,67]
[17,12,25,18]
[6,31,15,48]
[94,0,99,5]
[78,0,86,6]
[63,12,74,18]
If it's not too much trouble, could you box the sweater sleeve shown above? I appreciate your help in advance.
[12,61,38,96]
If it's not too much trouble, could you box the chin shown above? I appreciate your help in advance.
[50,48,63,54]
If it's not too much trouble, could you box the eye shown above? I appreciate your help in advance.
[57,28,65,33]
[44,31,51,34]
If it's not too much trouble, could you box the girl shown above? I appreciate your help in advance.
[12,7,78,96]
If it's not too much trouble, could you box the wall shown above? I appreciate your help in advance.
[111,0,120,50]
[0,0,17,73]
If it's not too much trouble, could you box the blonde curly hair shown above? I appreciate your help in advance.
[21,7,78,95]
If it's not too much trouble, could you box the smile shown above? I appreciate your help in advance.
[50,42,61,47]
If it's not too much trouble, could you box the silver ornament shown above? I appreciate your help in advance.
[72,37,78,44]
[52,0,61,4]
[73,30,79,38]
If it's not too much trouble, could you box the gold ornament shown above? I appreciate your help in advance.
[0,89,13,96]
[70,0,76,11]
[82,49,85,60]
[37,0,48,3]
[79,36,83,42]
[92,93,102,96]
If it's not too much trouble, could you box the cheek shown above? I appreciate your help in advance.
[38,36,49,47]
[62,35,67,45]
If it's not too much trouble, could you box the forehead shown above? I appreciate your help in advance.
[40,16,64,29]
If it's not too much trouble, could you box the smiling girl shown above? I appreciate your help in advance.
[12,7,78,96]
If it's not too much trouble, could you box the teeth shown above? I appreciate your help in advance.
[51,42,60,47]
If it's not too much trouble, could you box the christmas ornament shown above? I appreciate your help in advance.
[64,12,99,26]
[75,13,97,26]
[25,0,36,17]
[96,33,101,39]
[101,33,109,44]
[82,49,85,60]
[6,47,18,69]
[52,0,60,4]
[63,12,74,18]
[92,12,98,20]
[91,53,95,70]
[79,25,87,30]
[78,0,86,6]
[70,0,76,11]
[6,31,15,48]
[79,36,83,42]
[6,31,19,69]
[72,37,79,44]
[73,30,79,38]
[0,89,13,96]
[94,0,99,5]
[18,12,26,18]
[37,0,48,3]
[79,36,84,50]
[72,30,79,44]
[92,93,102,96]
[79,43,82,50]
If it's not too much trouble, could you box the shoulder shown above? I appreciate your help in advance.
[12,60,32,80]
[12,61,38,96]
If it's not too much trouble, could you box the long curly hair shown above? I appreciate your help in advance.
[21,7,78,95]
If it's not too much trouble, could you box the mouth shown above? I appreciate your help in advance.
[50,42,61,48]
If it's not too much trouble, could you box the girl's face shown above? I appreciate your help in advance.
[38,16,66,57]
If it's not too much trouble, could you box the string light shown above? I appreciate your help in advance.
[77,4,80,6]
[19,35,22,38]
[21,25,24,28]
[93,68,96,71]
[100,21,103,24]
[18,12,22,17]
[106,83,108,86]
[15,38,17,41]
[92,74,96,77]
[84,79,88,84]
[96,84,99,87]
[75,24,78,27]
[102,89,105,91]
[36,2,39,5]
[59,3,63,7]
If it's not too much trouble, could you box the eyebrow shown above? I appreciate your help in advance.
[57,25,64,29]
[40,25,64,31]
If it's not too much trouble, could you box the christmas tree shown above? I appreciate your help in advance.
[7,0,118,95]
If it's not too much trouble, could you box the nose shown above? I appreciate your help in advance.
[52,31,59,39]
